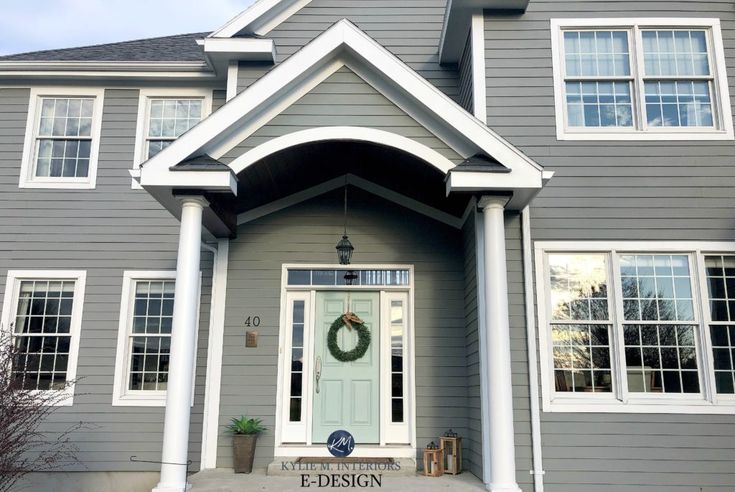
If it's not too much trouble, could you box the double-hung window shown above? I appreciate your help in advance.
[112,271,198,406]
[537,243,735,413]
[20,88,104,188]
[132,89,212,186]
[551,19,733,140]
[0,271,86,406]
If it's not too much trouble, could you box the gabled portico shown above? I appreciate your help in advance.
[136,17,550,492]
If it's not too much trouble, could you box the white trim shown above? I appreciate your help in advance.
[210,0,312,38]
[132,88,213,189]
[550,18,734,141]
[200,240,228,470]
[274,264,416,454]
[521,208,545,492]
[237,173,463,229]
[534,240,735,414]
[139,20,544,192]
[19,87,104,189]
[0,270,87,406]
[229,126,456,175]
[470,11,487,124]
[226,61,239,102]
[200,37,276,61]
[381,291,411,444]
[111,271,201,407]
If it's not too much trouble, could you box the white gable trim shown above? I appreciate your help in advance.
[229,127,456,175]
[140,19,544,191]
[210,0,312,38]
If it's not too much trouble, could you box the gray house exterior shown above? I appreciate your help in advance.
[0,1,733,491]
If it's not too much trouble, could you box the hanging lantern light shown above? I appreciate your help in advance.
[335,183,354,265]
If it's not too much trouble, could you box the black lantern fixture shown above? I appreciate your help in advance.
[335,184,354,265]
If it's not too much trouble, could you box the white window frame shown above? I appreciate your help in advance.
[111,270,200,407]
[0,270,87,406]
[132,88,213,188]
[535,241,735,414]
[19,87,105,189]
[551,18,734,141]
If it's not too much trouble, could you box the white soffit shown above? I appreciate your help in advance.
[140,19,544,194]
[440,0,530,64]
[210,0,313,38]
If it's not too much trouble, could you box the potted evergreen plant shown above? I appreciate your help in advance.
[227,416,266,473]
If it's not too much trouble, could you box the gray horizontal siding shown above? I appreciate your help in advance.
[0,87,215,472]
[237,0,459,102]
[218,188,468,467]
[485,0,735,241]
[458,32,474,114]
[225,66,463,164]
[485,1,735,490]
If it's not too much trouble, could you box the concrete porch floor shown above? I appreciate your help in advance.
[189,468,487,491]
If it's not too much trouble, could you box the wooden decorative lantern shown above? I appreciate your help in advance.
[440,429,462,475]
[422,441,444,477]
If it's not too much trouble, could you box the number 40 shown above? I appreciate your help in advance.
[244,316,261,327]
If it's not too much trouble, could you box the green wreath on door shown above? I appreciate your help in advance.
[327,313,371,362]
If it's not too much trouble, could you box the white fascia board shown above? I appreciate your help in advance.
[140,169,237,194]
[210,0,312,38]
[440,0,530,63]
[141,19,544,189]
[201,38,276,62]
[446,170,544,210]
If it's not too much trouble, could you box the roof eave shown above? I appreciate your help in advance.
[439,0,530,64]
[0,61,217,80]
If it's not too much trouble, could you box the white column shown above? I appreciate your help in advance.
[479,196,521,492]
[154,196,208,492]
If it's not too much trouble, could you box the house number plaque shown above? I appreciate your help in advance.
[245,331,258,348]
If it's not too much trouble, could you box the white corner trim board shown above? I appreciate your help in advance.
[0,270,87,407]
[19,87,105,189]
[471,11,487,124]
[139,19,545,191]
[200,239,229,470]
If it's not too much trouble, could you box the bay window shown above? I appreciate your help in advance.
[537,243,735,413]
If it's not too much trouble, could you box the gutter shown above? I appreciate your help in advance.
[521,206,545,491]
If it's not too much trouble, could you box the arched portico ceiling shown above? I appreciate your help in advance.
[228,127,457,176]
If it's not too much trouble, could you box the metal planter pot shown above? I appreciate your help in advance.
[233,434,258,473]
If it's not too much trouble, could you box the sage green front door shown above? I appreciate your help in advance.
[312,291,380,443]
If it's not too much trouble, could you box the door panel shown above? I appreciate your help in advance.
[312,291,380,443]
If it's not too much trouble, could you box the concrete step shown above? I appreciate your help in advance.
[267,457,417,476]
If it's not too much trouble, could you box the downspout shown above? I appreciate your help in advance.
[521,206,545,492]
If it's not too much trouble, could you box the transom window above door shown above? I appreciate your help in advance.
[551,19,734,140]
[287,268,410,287]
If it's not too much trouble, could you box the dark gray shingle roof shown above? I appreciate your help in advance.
[170,154,233,172]
[0,32,209,63]
[452,153,510,173]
